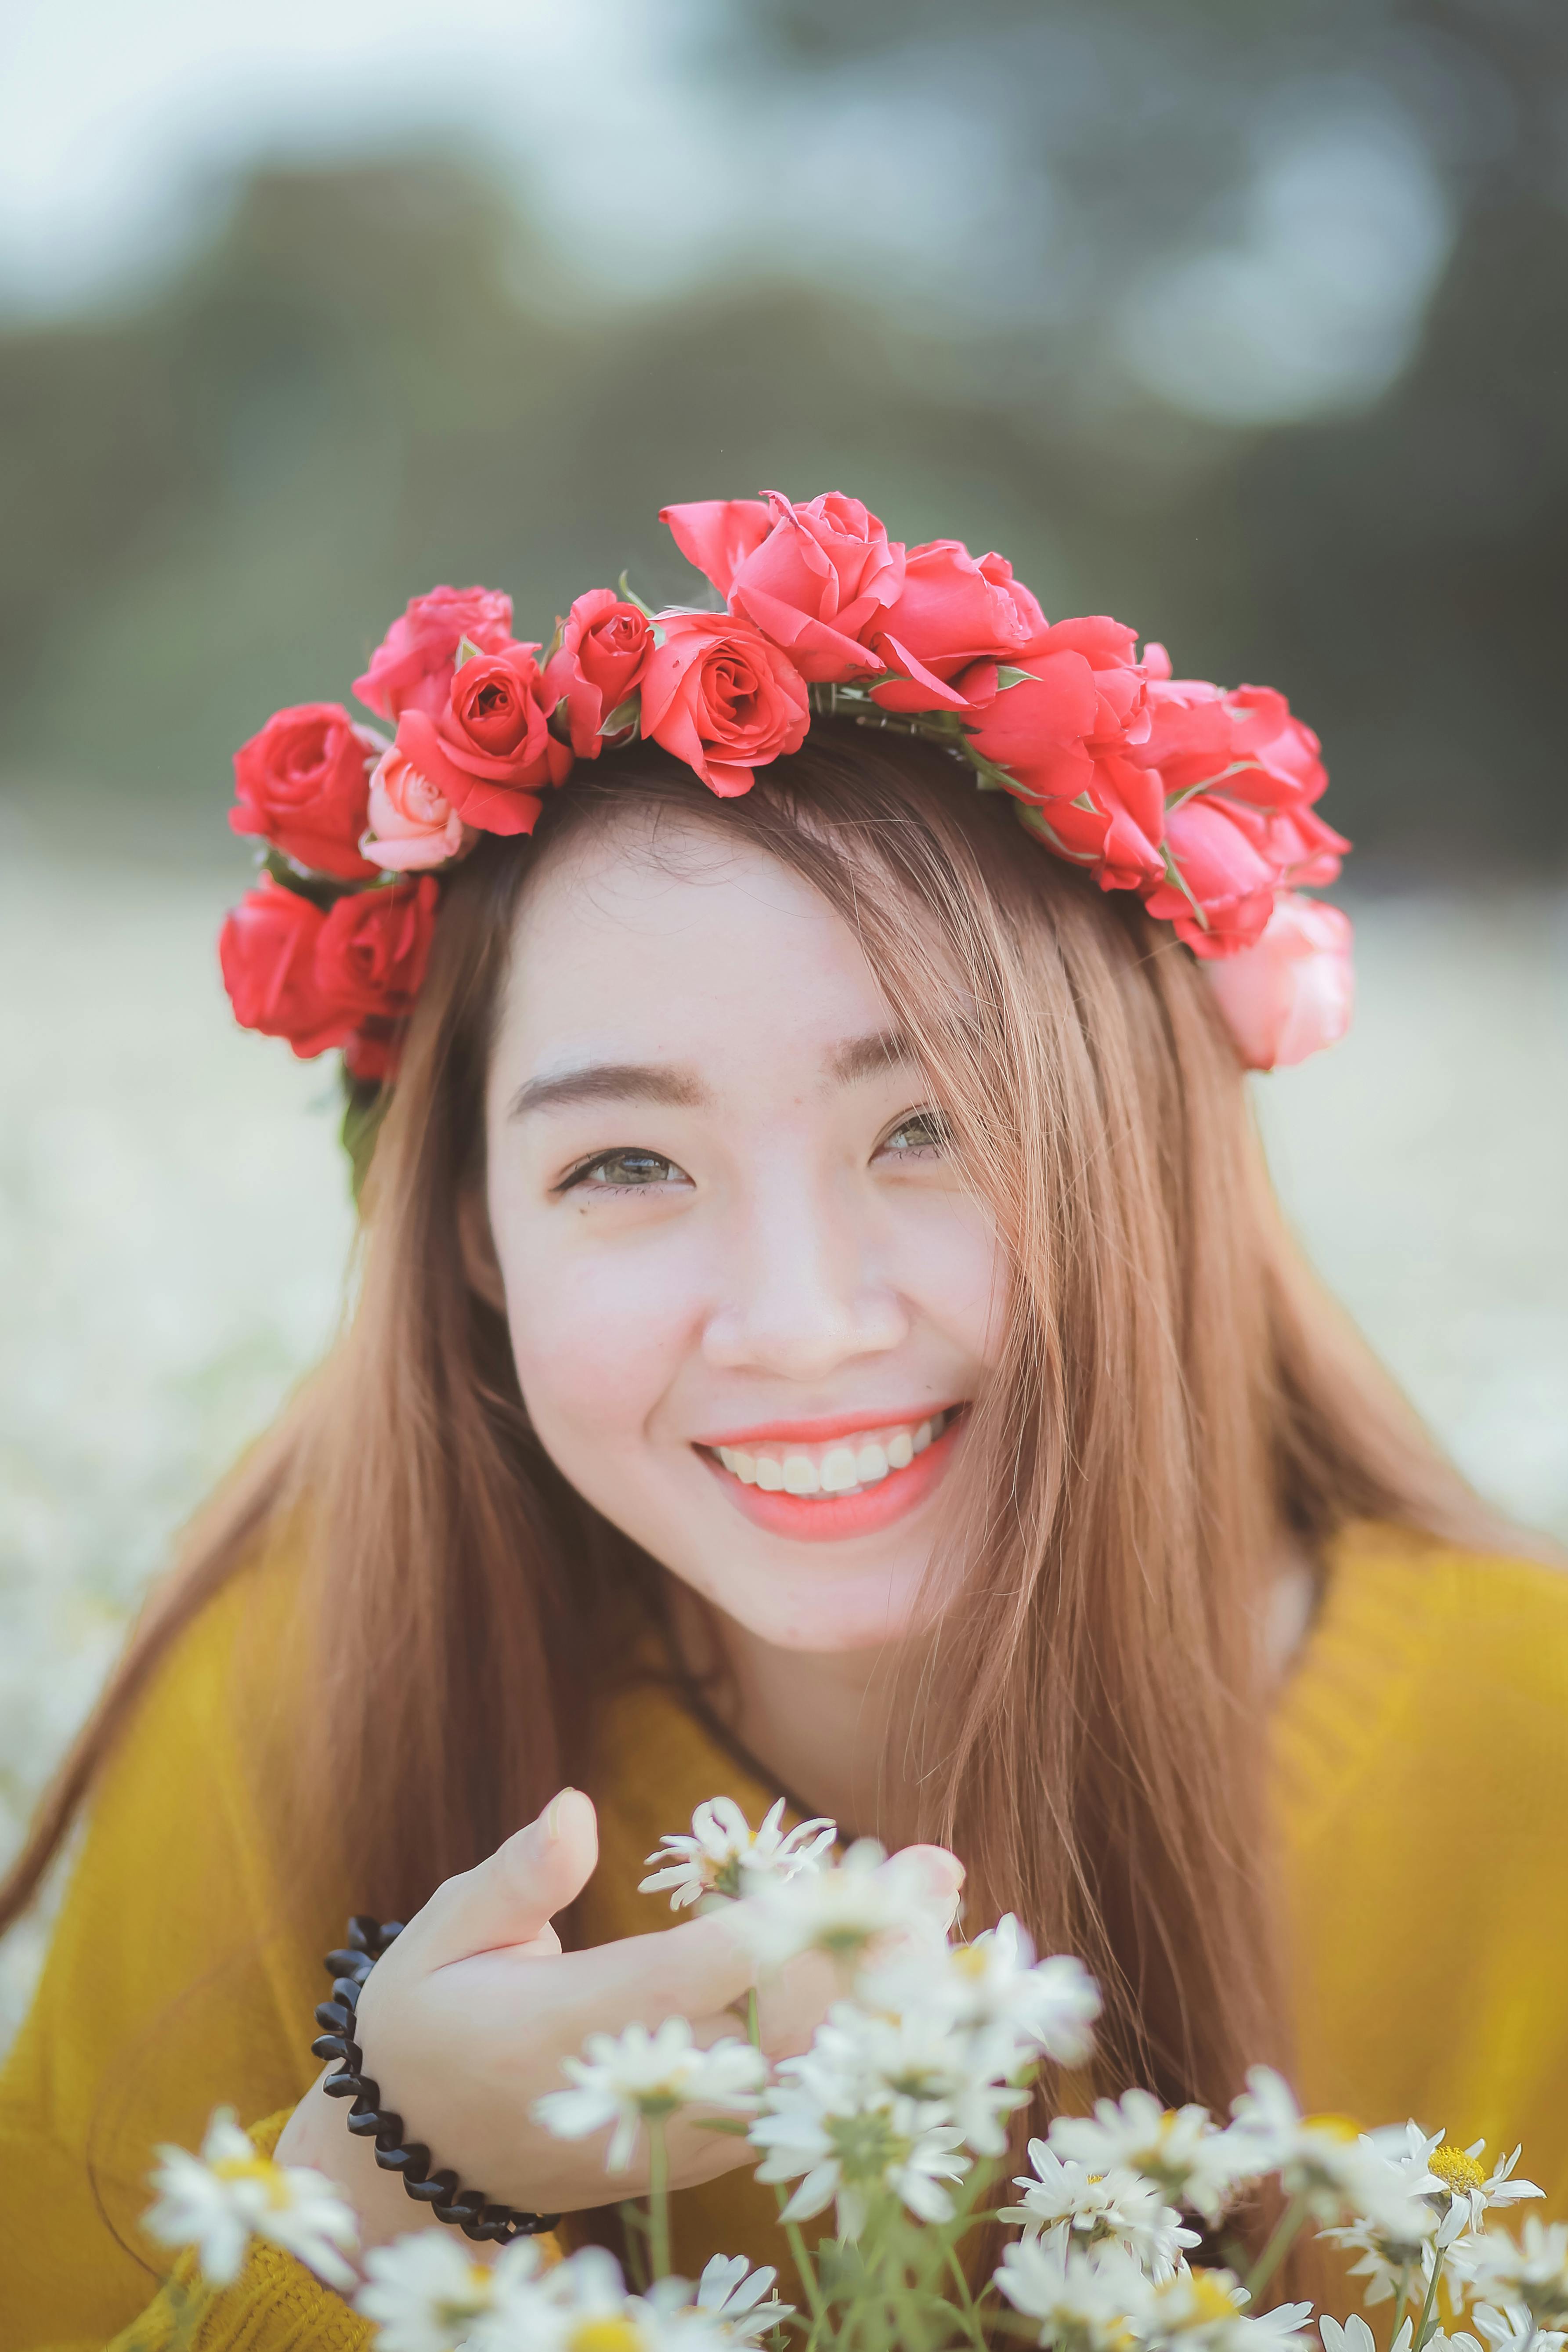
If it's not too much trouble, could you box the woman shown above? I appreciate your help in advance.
[1,496,1564,2350]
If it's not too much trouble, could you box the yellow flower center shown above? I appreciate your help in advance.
[212,2154,293,2211]
[1429,2145,1487,2196]
[1181,2271,1244,2325]
[1302,2113,1361,2144]
[569,2322,645,2352]
[952,1947,990,1980]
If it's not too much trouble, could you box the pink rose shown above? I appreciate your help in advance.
[1141,797,1280,958]
[543,590,654,757]
[662,491,904,684]
[229,702,378,881]
[964,619,1163,889]
[870,541,1047,712]
[1207,895,1355,1070]
[361,745,470,872]
[354,585,515,723]
[639,610,811,795]
[395,642,573,837]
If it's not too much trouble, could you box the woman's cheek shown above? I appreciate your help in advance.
[500,1218,705,1460]
[889,1188,1006,1368]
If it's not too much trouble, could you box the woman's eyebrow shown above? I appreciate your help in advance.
[508,1062,708,1120]
[830,1027,919,1085]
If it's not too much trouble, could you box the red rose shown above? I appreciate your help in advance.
[1264,802,1349,889]
[639,610,811,795]
[871,541,1047,712]
[662,491,904,684]
[219,881,350,1059]
[395,642,573,837]
[228,703,378,881]
[965,619,1163,890]
[1134,677,1329,817]
[1141,797,1280,958]
[354,585,514,723]
[543,590,654,758]
[315,877,437,1024]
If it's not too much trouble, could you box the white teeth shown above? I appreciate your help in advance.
[820,1447,860,1493]
[709,1409,954,1499]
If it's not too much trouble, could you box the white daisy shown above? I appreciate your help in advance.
[636,2254,794,2350]
[993,2235,1158,2350]
[1228,2070,1431,2233]
[639,1796,836,1911]
[1048,2089,1246,2224]
[748,2055,969,2242]
[142,2106,359,2292]
[533,2019,766,2171]
[733,1837,959,1977]
[1424,2142,1544,2232]
[1471,2301,1568,2352]
[1004,2142,1201,2282]
[356,2233,553,2352]
[1461,2222,1568,2327]
[804,2000,1027,2156]
[859,1917,1101,2068]
[1150,2266,1313,2352]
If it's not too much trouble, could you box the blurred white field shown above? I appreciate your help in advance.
[1,825,1566,2037]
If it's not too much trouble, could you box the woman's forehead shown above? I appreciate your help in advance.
[497,807,893,1068]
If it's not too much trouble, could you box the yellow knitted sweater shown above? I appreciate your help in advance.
[3,1522,1567,2349]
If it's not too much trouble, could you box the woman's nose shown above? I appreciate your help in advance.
[701,1177,907,1381]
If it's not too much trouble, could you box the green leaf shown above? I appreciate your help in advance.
[454,633,485,667]
[994,664,1035,690]
[598,694,641,738]
[617,572,660,622]
[689,2115,752,2137]
[340,1066,391,1207]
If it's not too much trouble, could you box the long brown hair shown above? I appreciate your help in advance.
[1,726,1511,2122]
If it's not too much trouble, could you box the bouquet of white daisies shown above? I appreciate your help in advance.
[141,1796,1561,2352]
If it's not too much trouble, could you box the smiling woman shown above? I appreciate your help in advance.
[2,736,1566,2352]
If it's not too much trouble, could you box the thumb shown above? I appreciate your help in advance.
[415,1787,599,1969]
[885,1842,965,1930]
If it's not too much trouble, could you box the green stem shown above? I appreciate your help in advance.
[782,2211,828,2334]
[647,2116,672,2282]
[1245,2190,1311,2303]
[944,2240,986,2351]
[1388,2263,1413,2351]
[1411,2249,1445,2352]
[745,1986,762,2051]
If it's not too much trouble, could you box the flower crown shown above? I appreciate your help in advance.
[218,490,1354,1109]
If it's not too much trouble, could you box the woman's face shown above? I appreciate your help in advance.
[482,809,1004,1655]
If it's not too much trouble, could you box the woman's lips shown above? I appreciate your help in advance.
[694,1406,966,1544]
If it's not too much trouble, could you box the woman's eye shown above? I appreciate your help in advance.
[561,1148,690,1193]
[875,1109,950,1162]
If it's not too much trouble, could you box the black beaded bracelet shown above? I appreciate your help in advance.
[311,1914,562,2246]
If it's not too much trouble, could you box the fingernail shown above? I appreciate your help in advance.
[546,1787,579,1841]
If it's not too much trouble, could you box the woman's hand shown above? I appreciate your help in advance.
[276,1788,962,2255]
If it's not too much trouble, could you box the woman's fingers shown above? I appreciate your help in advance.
[412,1788,600,1969]
[565,1905,756,2024]
[889,1841,965,1922]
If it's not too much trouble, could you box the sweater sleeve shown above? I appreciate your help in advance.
[0,1568,351,2350]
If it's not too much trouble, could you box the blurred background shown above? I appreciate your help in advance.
[2,0,1566,2027]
